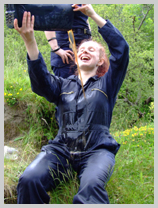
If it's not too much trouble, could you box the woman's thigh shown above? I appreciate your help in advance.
[20,146,71,191]
[78,149,115,186]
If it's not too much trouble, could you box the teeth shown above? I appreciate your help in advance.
[81,56,90,60]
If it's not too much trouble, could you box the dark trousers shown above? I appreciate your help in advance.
[17,145,115,204]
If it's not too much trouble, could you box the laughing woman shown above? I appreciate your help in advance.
[14,4,129,204]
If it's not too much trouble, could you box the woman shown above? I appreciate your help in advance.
[14,4,129,204]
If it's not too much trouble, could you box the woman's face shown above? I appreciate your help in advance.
[77,41,101,72]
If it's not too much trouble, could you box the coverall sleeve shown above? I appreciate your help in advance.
[27,52,62,105]
[99,20,129,99]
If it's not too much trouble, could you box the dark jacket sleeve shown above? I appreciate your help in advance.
[98,20,129,100]
[27,52,62,105]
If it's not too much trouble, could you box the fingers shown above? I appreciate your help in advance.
[31,15,35,29]
[66,50,74,56]
[72,4,82,11]
[14,18,19,31]
[22,11,27,29]
[66,50,74,63]
[72,4,79,8]
[27,12,35,29]
[14,12,27,31]
[72,4,87,11]
[59,50,74,64]
[63,53,71,64]
[27,12,31,28]
[65,55,72,64]
[14,11,34,31]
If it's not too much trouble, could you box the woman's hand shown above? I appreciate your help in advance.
[14,11,39,60]
[72,4,96,18]
[72,4,106,28]
[14,11,35,45]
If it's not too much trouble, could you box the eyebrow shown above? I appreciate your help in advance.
[79,46,95,50]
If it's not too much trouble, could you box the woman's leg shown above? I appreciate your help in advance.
[17,146,70,204]
[73,149,115,204]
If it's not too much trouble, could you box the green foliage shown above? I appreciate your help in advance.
[146,102,154,121]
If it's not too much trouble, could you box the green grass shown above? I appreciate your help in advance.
[4,142,40,203]
[4,123,154,204]
[107,123,154,204]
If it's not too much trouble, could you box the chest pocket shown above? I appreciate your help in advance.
[84,88,108,126]
[60,91,74,96]
[59,91,76,112]
[86,88,108,112]
[91,88,108,99]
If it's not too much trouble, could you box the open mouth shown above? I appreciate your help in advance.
[81,56,90,61]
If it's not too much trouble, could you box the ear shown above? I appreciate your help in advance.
[97,58,104,66]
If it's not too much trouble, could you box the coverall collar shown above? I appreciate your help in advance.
[67,74,99,86]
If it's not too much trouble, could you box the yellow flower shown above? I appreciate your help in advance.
[10,86,12,88]
[4,93,7,96]
[134,126,138,130]
[8,93,12,96]
[17,92,19,95]
[20,88,22,91]
[24,70,26,73]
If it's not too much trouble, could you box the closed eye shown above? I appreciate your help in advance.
[79,47,85,52]
[89,47,95,52]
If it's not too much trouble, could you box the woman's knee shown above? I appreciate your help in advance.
[81,174,105,191]
[17,153,48,189]
[17,167,39,190]
[73,176,109,204]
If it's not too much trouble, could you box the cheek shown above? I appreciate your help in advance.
[96,52,101,61]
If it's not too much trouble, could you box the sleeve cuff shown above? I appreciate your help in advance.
[27,51,41,62]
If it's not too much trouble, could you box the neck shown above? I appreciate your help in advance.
[79,70,96,85]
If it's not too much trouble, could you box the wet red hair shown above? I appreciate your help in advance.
[77,39,109,77]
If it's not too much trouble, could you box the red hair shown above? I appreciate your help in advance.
[77,39,109,77]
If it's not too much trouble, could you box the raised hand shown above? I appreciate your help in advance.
[14,11,35,45]
[14,11,38,60]
[72,4,106,28]
[72,4,96,18]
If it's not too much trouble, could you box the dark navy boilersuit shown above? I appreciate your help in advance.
[17,20,129,204]
[51,6,91,78]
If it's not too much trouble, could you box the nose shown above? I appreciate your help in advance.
[78,49,86,57]
[81,48,88,54]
